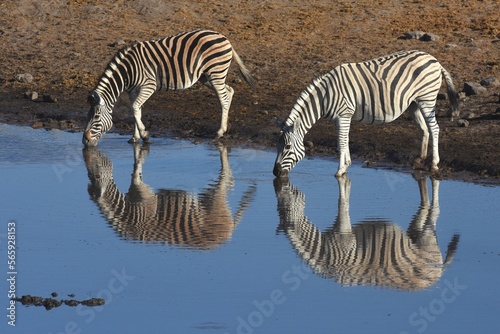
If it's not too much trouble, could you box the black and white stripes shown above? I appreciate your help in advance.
[83,144,256,249]
[274,175,460,290]
[83,29,254,147]
[273,50,459,177]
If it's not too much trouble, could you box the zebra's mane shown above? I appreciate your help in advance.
[93,43,138,106]
[286,73,328,130]
[98,44,132,84]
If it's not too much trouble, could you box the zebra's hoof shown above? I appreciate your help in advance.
[128,138,139,144]
[430,165,440,175]
[141,131,150,142]
[413,157,425,170]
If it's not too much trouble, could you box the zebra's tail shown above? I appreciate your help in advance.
[443,234,460,267]
[442,67,460,121]
[232,49,255,88]
[232,184,257,226]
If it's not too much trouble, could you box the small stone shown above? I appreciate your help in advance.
[64,299,79,307]
[305,141,314,149]
[420,33,440,42]
[464,112,476,119]
[51,292,58,298]
[32,121,43,129]
[16,73,34,83]
[446,43,458,48]
[110,39,126,47]
[43,94,57,103]
[24,91,38,101]
[437,93,447,100]
[403,31,425,40]
[457,119,469,127]
[480,77,499,87]
[463,82,487,96]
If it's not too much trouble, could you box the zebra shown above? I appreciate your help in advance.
[83,143,256,249]
[82,29,255,147]
[274,175,460,290]
[273,50,459,178]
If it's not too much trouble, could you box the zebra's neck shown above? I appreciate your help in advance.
[286,74,329,137]
[94,49,131,111]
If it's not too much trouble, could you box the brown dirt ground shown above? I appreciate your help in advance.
[1,0,499,184]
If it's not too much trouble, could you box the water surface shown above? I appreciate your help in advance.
[0,124,499,334]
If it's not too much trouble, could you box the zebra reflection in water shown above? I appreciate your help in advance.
[274,175,460,291]
[83,144,255,249]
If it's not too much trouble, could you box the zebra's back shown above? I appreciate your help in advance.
[331,50,443,123]
[129,29,232,91]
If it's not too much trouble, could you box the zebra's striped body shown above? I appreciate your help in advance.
[83,29,254,147]
[274,175,460,290]
[83,144,255,249]
[273,50,459,177]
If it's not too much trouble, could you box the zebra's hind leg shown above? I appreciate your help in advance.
[410,103,429,170]
[216,84,234,138]
[413,102,440,173]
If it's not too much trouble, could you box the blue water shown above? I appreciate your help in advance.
[0,124,499,334]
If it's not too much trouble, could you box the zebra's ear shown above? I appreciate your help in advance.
[88,91,103,106]
[274,117,284,128]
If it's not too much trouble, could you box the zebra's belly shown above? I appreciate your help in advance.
[157,75,198,91]
[351,104,405,124]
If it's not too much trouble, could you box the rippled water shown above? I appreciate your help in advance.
[1,124,499,334]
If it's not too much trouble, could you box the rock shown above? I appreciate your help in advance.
[64,299,79,307]
[403,31,425,40]
[446,43,458,48]
[464,112,476,119]
[24,91,38,101]
[463,82,487,96]
[16,73,34,83]
[420,33,440,42]
[43,94,57,103]
[437,93,447,100]
[110,39,126,47]
[32,121,43,129]
[480,77,499,87]
[457,119,469,127]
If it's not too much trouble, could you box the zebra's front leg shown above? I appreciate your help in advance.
[216,85,234,138]
[128,85,154,144]
[128,105,150,144]
[335,116,353,177]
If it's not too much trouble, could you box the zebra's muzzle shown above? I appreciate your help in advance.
[82,130,98,147]
[273,163,288,178]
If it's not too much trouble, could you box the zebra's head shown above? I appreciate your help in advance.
[83,91,113,147]
[273,119,305,178]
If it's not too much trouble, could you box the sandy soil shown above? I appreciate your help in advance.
[0,0,499,183]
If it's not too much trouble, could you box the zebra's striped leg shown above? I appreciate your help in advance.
[335,116,353,176]
[410,103,429,168]
[128,87,154,144]
[215,84,234,138]
[416,103,440,173]
[336,174,352,233]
